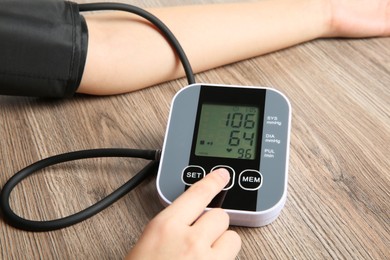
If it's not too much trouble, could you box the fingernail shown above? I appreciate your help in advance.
[215,168,230,182]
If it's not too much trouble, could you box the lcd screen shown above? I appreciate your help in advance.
[195,104,259,159]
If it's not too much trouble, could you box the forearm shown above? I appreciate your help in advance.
[78,0,330,95]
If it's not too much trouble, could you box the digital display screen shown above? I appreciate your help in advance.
[195,103,259,160]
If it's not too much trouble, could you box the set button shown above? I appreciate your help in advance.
[182,166,205,185]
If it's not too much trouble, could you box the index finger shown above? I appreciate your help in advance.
[159,168,230,226]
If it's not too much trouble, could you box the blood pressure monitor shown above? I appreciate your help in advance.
[157,83,291,227]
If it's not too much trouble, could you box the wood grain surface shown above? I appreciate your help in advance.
[1,0,389,259]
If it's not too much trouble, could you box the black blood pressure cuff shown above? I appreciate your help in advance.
[0,0,88,98]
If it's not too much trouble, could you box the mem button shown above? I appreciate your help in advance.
[239,170,263,191]
[182,166,205,185]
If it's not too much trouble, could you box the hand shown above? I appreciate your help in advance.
[125,168,241,260]
[326,0,390,37]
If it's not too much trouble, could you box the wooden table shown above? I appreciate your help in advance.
[1,0,389,259]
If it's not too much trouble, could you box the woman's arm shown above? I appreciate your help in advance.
[78,0,389,95]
